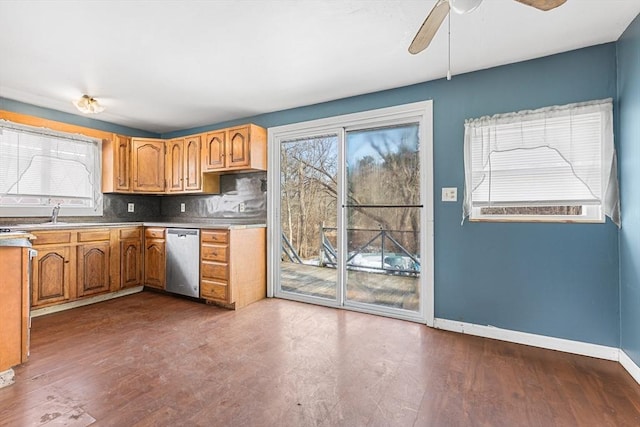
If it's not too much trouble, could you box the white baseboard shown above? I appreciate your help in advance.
[433,318,620,361]
[31,286,144,318]
[619,350,640,385]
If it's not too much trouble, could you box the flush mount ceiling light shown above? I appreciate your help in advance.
[72,95,105,114]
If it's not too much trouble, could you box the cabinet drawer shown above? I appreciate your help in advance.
[201,280,228,301]
[119,227,141,239]
[31,231,72,245]
[201,230,228,244]
[77,230,111,242]
[145,227,165,239]
[201,261,228,281]
[201,244,228,262]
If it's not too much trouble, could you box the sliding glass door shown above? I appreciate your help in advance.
[344,125,421,312]
[271,102,433,323]
[279,134,340,302]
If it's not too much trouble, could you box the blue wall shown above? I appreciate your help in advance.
[0,98,158,138]
[2,44,622,347]
[618,14,640,365]
[168,44,621,346]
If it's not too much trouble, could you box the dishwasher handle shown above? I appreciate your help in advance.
[167,228,199,238]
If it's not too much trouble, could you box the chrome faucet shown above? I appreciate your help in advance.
[51,203,61,224]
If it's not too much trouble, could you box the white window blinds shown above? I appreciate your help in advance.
[462,99,619,226]
[0,120,103,216]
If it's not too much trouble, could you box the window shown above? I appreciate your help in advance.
[0,121,103,217]
[462,99,619,226]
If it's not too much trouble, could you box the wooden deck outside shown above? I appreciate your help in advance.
[280,262,420,311]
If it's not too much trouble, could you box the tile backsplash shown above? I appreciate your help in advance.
[104,194,162,221]
[1,172,267,225]
[0,172,267,224]
[160,172,267,222]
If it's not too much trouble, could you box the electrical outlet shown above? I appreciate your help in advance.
[239,202,246,213]
[442,187,457,202]
[127,203,135,213]
[180,203,186,213]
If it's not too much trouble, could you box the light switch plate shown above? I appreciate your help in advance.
[442,187,457,202]
[127,203,135,213]
[180,203,186,213]
[239,202,246,213]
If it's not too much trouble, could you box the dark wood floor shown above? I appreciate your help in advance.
[1,292,639,426]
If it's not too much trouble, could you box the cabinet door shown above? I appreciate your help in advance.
[32,247,71,307]
[166,139,184,193]
[203,130,226,171]
[132,139,165,192]
[227,126,251,168]
[144,239,166,289]
[184,135,201,191]
[121,239,142,288]
[0,246,29,370]
[77,242,111,297]
[115,135,131,192]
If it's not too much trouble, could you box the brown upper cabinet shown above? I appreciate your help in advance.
[103,124,266,194]
[184,135,202,191]
[103,134,132,193]
[203,124,266,172]
[166,135,202,193]
[132,138,166,193]
[165,138,185,193]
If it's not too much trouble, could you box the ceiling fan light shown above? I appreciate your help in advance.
[73,95,105,114]
[449,0,483,14]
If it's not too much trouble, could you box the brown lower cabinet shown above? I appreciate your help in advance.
[200,227,266,309]
[30,227,143,309]
[32,247,72,307]
[0,245,30,371]
[119,227,142,289]
[141,226,265,309]
[77,230,111,298]
[29,225,265,311]
[143,227,166,289]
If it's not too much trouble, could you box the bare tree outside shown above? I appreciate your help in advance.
[280,135,338,260]
[346,125,420,256]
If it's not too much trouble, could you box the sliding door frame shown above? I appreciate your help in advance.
[267,101,434,325]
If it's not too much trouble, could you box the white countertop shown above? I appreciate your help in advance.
[0,231,36,247]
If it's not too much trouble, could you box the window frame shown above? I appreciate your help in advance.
[470,205,602,223]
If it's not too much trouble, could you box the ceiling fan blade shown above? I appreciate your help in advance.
[513,0,567,11]
[408,0,450,55]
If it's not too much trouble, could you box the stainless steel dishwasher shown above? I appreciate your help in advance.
[166,228,200,298]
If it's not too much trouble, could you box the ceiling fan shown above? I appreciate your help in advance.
[408,0,568,55]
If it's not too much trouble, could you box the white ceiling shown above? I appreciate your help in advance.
[1,1,638,134]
